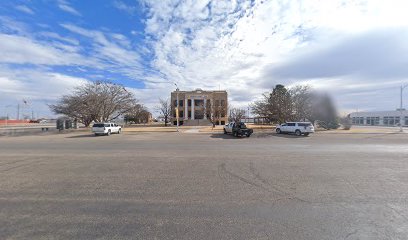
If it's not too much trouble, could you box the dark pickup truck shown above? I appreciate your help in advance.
[223,122,254,137]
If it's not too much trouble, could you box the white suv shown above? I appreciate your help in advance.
[92,122,121,136]
[275,122,314,136]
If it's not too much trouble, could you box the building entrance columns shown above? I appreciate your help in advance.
[184,97,188,120]
[203,98,207,119]
[191,98,195,120]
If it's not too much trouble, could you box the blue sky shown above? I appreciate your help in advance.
[1,0,408,118]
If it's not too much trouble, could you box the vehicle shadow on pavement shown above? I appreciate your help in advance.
[256,132,308,139]
[66,134,98,138]
[210,133,249,139]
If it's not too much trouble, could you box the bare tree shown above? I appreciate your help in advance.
[156,98,172,127]
[251,84,293,123]
[206,100,227,127]
[252,84,339,128]
[124,104,151,124]
[229,108,245,123]
[49,81,138,126]
[289,85,313,121]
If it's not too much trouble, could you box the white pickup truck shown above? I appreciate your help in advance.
[92,122,121,136]
[275,122,314,136]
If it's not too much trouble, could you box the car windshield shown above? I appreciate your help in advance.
[93,123,104,127]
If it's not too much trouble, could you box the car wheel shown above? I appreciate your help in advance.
[304,133,309,136]
[107,130,111,136]
[295,130,301,136]
[246,133,251,137]
[276,128,281,134]
[118,129,121,134]
[94,133,98,136]
[224,129,227,134]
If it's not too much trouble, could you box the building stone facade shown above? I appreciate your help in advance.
[171,88,228,126]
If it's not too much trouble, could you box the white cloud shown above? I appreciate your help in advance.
[0,65,89,118]
[0,33,86,66]
[60,23,145,79]
[39,31,79,45]
[113,0,137,15]
[57,0,81,16]
[15,5,34,15]
[140,0,408,111]
[0,18,145,80]
[3,0,408,115]
[0,15,152,115]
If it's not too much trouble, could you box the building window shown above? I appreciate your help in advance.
[215,100,220,106]
[384,116,397,125]
[174,100,177,107]
[389,117,395,125]
[405,116,408,126]
[395,116,400,125]
[221,100,225,106]
[352,117,356,124]
[180,111,184,118]
[179,100,183,107]
[366,117,379,125]
[188,110,191,118]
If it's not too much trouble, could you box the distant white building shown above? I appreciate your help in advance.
[349,110,408,126]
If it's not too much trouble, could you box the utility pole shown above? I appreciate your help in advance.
[399,84,408,132]
[17,104,20,120]
[247,105,250,123]
[5,105,12,127]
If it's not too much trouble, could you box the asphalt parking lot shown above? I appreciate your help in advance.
[1,131,408,239]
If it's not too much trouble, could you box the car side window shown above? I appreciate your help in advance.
[282,123,287,126]
[287,123,295,126]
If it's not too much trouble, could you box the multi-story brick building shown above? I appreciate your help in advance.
[170,88,228,126]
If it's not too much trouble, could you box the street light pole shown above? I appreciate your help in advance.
[174,83,179,132]
[399,84,408,132]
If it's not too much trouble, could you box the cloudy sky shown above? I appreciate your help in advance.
[1,0,408,118]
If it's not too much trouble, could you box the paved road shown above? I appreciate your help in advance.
[1,131,407,239]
